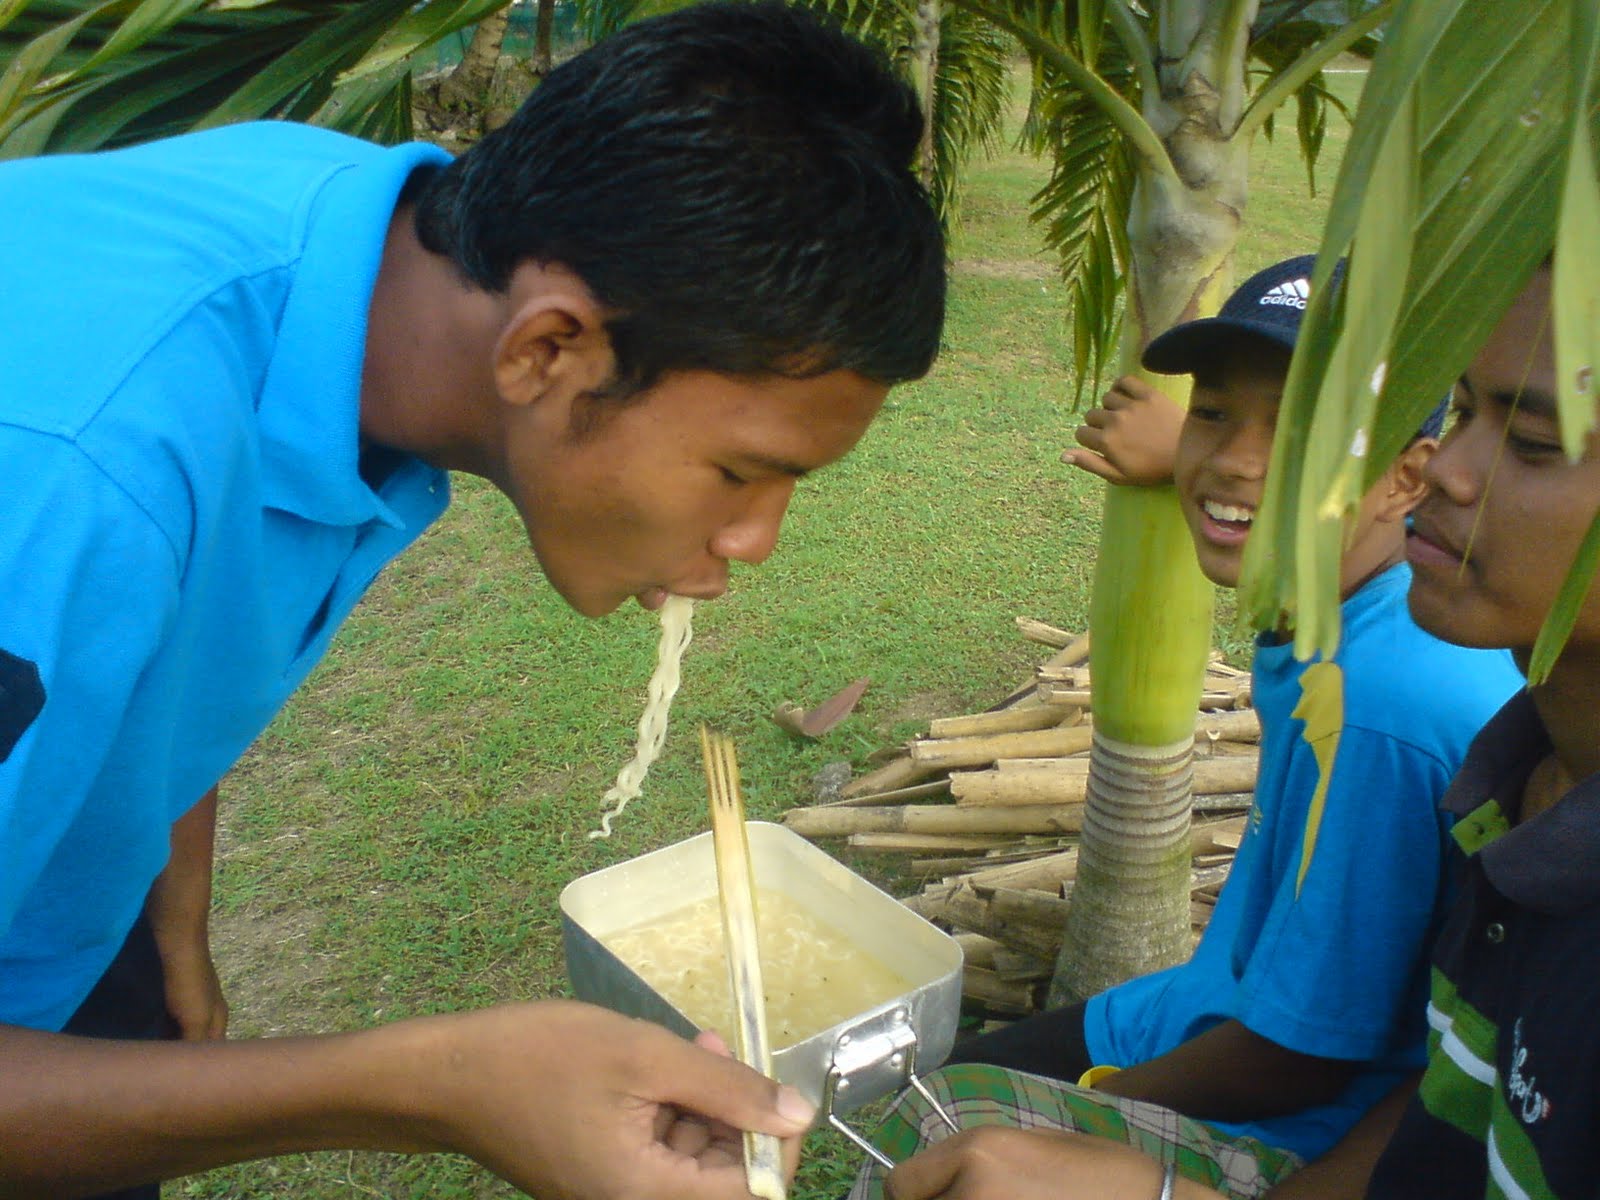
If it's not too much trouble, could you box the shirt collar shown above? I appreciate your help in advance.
[257,139,451,530]
[1444,690,1600,914]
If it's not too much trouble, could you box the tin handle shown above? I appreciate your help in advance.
[818,1010,959,1168]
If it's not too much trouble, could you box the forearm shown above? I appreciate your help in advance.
[1263,1074,1418,1200]
[1095,1020,1358,1122]
[0,1000,814,1200]
[147,787,217,935]
[0,1019,436,1197]
[146,786,228,1040]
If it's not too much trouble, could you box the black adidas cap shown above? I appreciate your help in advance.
[1142,253,1449,440]
[1142,254,1321,375]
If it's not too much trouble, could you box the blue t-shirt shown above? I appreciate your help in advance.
[1084,564,1522,1161]
[0,124,452,1030]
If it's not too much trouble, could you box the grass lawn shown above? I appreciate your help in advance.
[189,67,1360,1199]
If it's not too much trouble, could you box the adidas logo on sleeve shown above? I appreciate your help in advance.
[1259,278,1311,309]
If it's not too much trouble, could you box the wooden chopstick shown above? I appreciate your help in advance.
[701,725,786,1200]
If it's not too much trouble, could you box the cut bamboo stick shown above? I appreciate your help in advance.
[1210,826,1243,851]
[992,948,1052,982]
[1195,708,1263,743]
[1193,791,1254,813]
[982,886,1072,928]
[996,756,1091,772]
[1014,616,1075,648]
[1195,740,1260,758]
[1192,756,1257,795]
[963,847,1080,893]
[1035,682,1248,711]
[950,755,1255,807]
[929,702,1077,740]
[963,965,1037,1013]
[1191,816,1248,855]
[912,883,1064,960]
[1035,664,1093,687]
[846,832,1017,853]
[1036,685,1093,708]
[954,932,1000,968]
[952,767,1088,807]
[909,724,1095,771]
[816,778,951,809]
[840,754,939,799]
[1048,631,1092,668]
[700,727,784,1200]
[785,802,1086,838]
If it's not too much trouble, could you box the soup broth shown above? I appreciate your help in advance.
[600,889,912,1047]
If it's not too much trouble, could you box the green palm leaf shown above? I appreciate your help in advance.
[921,6,1011,222]
[1025,42,1133,405]
[0,0,510,155]
[1244,0,1600,680]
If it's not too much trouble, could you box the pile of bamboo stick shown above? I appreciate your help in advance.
[780,619,1259,1019]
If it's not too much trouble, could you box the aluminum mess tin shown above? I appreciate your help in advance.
[560,821,964,1116]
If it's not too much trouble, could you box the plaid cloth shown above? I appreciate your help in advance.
[846,1064,1304,1200]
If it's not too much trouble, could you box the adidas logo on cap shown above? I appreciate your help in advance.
[1260,278,1311,309]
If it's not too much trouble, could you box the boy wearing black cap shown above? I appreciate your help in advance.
[927,257,1522,1171]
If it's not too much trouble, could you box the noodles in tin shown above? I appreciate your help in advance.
[601,890,912,1047]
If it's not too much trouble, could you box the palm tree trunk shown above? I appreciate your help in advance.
[1050,120,1248,1005]
[912,0,942,188]
[533,0,555,78]
[442,8,511,112]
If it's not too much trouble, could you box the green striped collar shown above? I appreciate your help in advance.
[1442,691,1600,914]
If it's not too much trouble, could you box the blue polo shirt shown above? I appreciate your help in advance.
[0,123,452,1030]
[1085,565,1522,1161]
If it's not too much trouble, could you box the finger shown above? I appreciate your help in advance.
[662,1113,714,1158]
[1100,376,1138,407]
[1115,374,1153,400]
[693,1029,732,1058]
[1061,449,1129,486]
[642,1030,815,1138]
[885,1136,967,1200]
[1080,406,1111,428]
[1074,425,1108,454]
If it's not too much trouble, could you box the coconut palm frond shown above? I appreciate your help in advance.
[1246,10,1383,191]
[0,0,508,156]
[925,6,1012,223]
[1028,43,1135,405]
[1246,0,1600,677]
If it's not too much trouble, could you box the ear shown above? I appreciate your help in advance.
[1374,437,1435,523]
[491,282,614,412]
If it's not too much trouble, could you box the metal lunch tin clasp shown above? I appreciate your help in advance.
[818,1005,961,1169]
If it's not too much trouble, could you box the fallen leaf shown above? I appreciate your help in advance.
[770,677,871,739]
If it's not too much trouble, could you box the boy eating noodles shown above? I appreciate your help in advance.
[915,256,1521,1185]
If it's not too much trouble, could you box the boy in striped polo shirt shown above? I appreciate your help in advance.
[1362,259,1597,1198]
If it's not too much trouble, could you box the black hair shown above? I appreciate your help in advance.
[412,1,946,401]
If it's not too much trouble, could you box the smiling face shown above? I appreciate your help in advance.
[1174,337,1425,597]
[1406,267,1600,661]
[1173,341,1295,588]
[500,366,888,617]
